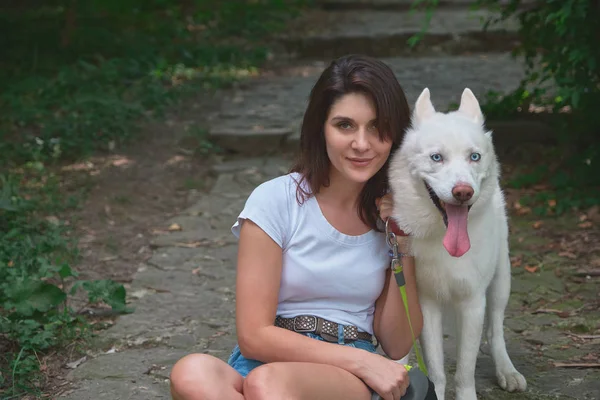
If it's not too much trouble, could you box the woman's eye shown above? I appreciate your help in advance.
[338,122,352,130]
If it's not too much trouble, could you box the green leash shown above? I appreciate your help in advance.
[386,219,428,376]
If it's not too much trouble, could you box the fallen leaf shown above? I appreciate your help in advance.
[578,221,593,229]
[558,251,577,259]
[554,268,563,277]
[111,157,131,167]
[192,267,202,275]
[7,260,13,267]
[66,356,87,369]
[176,241,207,248]
[532,221,543,229]
[512,201,533,215]
[533,308,563,315]
[168,223,182,231]
[566,334,600,340]
[573,268,600,277]
[144,286,170,293]
[547,199,557,207]
[553,362,600,368]
[45,216,60,225]
[579,214,588,222]
[582,352,600,360]
[510,256,523,268]
[525,265,539,273]
[166,155,187,166]
[586,205,600,223]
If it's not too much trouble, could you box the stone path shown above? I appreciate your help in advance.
[61,157,293,399]
[207,54,539,155]
[60,1,599,399]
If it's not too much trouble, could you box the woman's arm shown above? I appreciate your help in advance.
[372,255,423,360]
[373,194,424,359]
[235,219,370,371]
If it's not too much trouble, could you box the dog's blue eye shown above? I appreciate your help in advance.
[430,153,443,162]
[470,152,481,162]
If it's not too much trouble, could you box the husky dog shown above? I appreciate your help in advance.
[388,88,527,400]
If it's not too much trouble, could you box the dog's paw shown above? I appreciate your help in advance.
[497,368,527,392]
[454,386,477,400]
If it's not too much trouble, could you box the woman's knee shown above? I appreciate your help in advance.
[170,354,207,397]
[243,363,295,400]
[170,353,235,399]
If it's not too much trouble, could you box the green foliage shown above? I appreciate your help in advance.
[481,0,600,212]
[0,0,307,165]
[0,0,307,396]
[476,0,600,133]
[410,0,600,213]
[0,163,129,397]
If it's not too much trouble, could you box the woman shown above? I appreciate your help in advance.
[170,54,436,400]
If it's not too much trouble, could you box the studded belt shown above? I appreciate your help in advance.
[275,315,373,343]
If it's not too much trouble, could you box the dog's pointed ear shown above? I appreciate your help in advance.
[414,88,435,125]
[458,88,484,124]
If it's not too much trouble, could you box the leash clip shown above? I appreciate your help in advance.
[385,217,398,250]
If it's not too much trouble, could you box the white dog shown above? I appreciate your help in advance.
[388,88,527,400]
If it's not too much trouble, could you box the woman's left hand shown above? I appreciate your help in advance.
[376,193,394,221]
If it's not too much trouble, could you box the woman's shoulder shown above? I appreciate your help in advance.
[232,172,305,246]
[249,172,304,202]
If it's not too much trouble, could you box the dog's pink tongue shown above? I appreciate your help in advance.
[443,204,470,257]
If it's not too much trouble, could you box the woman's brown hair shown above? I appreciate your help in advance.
[289,54,411,231]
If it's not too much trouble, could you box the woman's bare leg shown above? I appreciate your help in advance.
[243,362,373,400]
[170,354,375,400]
[170,353,244,400]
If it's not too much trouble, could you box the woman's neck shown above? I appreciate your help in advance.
[317,169,364,211]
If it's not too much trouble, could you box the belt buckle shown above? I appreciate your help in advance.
[293,315,317,333]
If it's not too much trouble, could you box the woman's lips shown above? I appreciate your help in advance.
[347,157,374,167]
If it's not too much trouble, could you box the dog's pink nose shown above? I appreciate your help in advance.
[452,185,474,202]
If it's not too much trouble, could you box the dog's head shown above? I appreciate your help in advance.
[389,88,499,257]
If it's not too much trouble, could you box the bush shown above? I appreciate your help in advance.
[411,0,600,212]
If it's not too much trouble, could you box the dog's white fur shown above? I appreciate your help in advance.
[388,88,527,400]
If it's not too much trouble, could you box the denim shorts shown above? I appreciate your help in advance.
[226,332,436,400]
[227,332,377,378]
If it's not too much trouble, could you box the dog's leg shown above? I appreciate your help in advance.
[420,297,446,400]
[454,297,485,400]
[486,252,527,392]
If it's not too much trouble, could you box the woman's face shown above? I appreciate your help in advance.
[324,92,393,186]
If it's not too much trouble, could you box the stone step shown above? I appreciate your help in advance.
[319,0,479,11]
[317,0,535,11]
[278,8,520,59]
[207,54,555,156]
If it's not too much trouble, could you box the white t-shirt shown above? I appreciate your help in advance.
[231,172,390,335]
